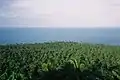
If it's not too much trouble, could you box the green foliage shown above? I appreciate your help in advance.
[0,42,120,80]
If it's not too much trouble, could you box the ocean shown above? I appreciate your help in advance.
[0,28,120,45]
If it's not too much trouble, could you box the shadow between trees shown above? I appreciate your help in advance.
[30,61,120,80]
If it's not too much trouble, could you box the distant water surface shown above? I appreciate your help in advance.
[0,28,120,45]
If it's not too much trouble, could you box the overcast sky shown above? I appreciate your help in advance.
[0,0,120,28]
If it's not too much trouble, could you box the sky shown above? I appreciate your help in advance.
[0,0,120,28]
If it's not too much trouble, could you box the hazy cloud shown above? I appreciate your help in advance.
[0,0,120,27]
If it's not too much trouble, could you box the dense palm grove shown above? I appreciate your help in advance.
[0,42,120,80]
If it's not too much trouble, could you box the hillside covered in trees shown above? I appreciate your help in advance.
[0,42,120,80]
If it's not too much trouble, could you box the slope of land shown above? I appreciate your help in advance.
[0,42,120,80]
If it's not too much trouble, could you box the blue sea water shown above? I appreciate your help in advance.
[0,28,120,45]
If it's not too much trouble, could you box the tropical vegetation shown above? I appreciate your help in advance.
[0,42,120,80]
